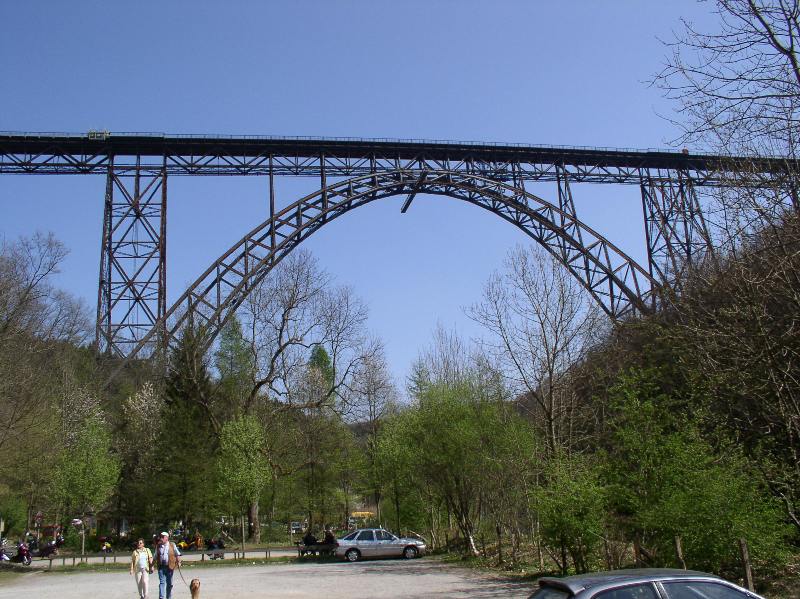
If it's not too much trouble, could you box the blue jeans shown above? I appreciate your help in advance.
[157,566,174,599]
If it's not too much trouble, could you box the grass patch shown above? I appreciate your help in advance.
[0,570,27,584]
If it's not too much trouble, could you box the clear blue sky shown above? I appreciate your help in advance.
[0,1,717,389]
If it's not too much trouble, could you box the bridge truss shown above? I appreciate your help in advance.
[0,133,789,358]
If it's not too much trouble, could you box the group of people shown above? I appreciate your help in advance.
[129,531,181,599]
[302,526,337,547]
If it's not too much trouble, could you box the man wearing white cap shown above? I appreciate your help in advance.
[154,531,181,599]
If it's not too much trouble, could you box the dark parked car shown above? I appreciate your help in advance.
[529,569,762,599]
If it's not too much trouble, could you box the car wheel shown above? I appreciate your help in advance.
[345,549,360,562]
[403,546,418,559]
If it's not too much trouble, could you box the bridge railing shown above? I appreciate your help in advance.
[0,130,739,158]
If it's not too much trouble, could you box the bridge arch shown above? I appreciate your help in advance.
[130,169,657,358]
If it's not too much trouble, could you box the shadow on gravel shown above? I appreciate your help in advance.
[335,559,534,597]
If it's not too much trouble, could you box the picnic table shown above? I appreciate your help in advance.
[296,542,337,557]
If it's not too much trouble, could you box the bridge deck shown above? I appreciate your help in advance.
[0,132,790,182]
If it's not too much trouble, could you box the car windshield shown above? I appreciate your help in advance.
[531,586,572,599]
[342,531,358,541]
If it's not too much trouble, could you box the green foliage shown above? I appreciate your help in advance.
[309,345,334,390]
[535,451,605,574]
[215,316,253,409]
[63,526,82,551]
[157,324,222,523]
[166,324,216,416]
[215,415,270,513]
[375,411,422,533]
[604,368,790,572]
[377,378,538,553]
[0,494,27,536]
[53,416,120,517]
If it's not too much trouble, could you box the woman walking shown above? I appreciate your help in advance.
[130,538,154,599]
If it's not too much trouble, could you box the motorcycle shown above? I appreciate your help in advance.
[0,548,10,562]
[10,543,32,566]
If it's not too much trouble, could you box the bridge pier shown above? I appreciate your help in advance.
[640,169,714,286]
[95,157,167,357]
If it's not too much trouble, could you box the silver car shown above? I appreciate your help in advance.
[529,569,764,599]
[335,528,426,562]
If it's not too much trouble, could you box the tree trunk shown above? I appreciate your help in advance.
[374,489,382,525]
[393,478,401,534]
[496,521,503,565]
[454,511,480,557]
[248,501,260,543]
[511,526,520,566]
[466,532,480,557]
[535,518,544,571]
[343,482,351,530]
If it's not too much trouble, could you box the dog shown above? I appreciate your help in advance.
[190,578,201,599]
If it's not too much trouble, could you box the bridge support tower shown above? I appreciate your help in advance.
[95,158,167,357]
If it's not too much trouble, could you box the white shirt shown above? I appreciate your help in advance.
[158,541,180,564]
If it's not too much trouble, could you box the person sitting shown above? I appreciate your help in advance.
[320,527,336,546]
[192,531,203,550]
[302,529,318,547]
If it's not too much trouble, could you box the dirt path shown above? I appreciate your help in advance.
[0,558,534,598]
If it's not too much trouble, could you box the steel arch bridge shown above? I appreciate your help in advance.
[0,132,793,359]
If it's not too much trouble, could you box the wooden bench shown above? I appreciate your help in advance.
[296,542,336,557]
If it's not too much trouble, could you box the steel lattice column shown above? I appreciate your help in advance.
[640,169,713,285]
[95,157,167,356]
[555,165,584,249]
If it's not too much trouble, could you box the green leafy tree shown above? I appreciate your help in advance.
[216,415,270,534]
[159,324,221,527]
[0,493,27,537]
[215,316,254,414]
[53,416,120,554]
[535,451,605,574]
[379,378,537,556]
[604,368,790,573]
[375,412,423,535]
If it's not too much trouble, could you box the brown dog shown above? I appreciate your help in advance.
[190,578,201,599]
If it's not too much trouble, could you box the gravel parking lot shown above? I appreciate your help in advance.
[0,558,534,598]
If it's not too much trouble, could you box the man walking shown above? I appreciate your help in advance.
[155,531,181,599]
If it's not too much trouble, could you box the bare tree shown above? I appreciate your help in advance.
[408,324,472,396]
[469,245,605,453]
[658,0,799,154]
[657,0,800,248]
[240,250,379,416]
[656,1,800,530]
[232,250,382,540]
[350,344,398,522]
[0,232,89,345]
[351,343,397,426]
[0,233,91,454]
